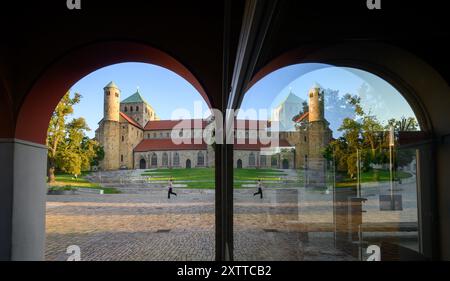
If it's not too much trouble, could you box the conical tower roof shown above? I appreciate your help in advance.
[104,81,120,90]
[311,82,322,90]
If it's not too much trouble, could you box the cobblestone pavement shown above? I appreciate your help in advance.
[46,170,418,261]
[46,190,354,261]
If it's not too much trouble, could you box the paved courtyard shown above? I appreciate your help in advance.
[46,192,355,261]
[45,170,419,261]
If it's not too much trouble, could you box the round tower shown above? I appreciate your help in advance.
[103,81,120,121]
[308,83,324,122]
[100,81,121,170]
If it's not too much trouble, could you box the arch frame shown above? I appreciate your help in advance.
[14,40,213,145]
[246,42,450,135]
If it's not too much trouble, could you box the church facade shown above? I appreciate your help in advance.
[95,82,331,177]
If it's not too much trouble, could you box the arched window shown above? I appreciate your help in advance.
[197,151,205,166]
[173,152,180,166]
[124,106,128,112]
[260,155,266,167]
[162,152,168,167]
[249,152,255,166]
[151,153,157,167]
[130,106,133,112]
[136,106,139,112]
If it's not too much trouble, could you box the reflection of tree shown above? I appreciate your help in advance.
[324,89,356,135]
[323,94,418,179]
[357,83,387,117]
[386,117,419,169]
[292,88,356,135]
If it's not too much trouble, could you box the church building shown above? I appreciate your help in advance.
[95,82,331,179]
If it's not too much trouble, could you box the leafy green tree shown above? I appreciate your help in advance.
[47,92,103,182]
[386,116,418,132]
[324,93,419,179]
[47,92,81,182]
[386,116,419,169]
[90,144,105,167]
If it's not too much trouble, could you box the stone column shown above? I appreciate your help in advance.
[0,139,47,260]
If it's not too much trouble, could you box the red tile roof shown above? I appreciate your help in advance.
[144,119,208,130]
[234,120,271,129]
[235,139,293,150]
[142,119,272,131]
[293,112,309,123]
[134,138,207,152]
[120,112,143,129]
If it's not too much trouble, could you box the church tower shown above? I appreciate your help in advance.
[104,81,120,121]
[306,83,332,187]
[308,83,325,122]
[99,81,121,170]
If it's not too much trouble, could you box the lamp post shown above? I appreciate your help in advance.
[389,126,395,197]
[332,148,337,248]
[356,148,361,198]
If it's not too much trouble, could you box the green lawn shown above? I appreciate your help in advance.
[336,169,413,188]
[142,168,287,189]
[48,172,120,194]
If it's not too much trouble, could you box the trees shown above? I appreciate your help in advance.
[46,92,103,182]
[324,92,418,179]
[47,92,80,182]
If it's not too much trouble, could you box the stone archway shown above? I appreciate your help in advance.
[186,159,191,169]
[4,41,214,260]
[282,159,289,169]
[15,41,212,144]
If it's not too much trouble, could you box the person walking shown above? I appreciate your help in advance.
[253,178,263,199]
[168,177,177,199]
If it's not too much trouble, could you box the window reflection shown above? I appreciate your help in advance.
[233,64,422,261]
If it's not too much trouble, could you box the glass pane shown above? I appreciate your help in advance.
[233,63,423,261]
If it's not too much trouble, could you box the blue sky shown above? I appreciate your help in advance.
[240,63,417,134]
[68,62,417,138]
[70,63,209,138]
